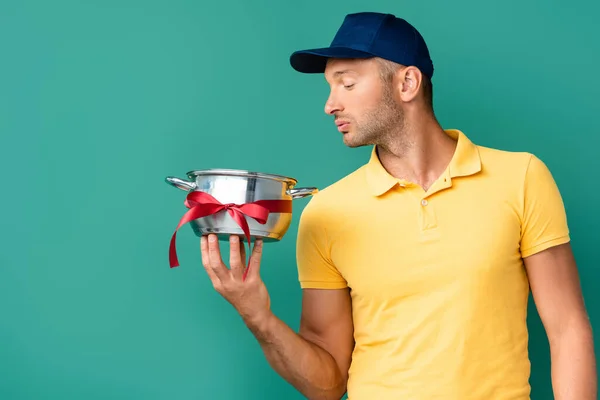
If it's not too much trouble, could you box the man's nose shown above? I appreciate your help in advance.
[324,92,343,115]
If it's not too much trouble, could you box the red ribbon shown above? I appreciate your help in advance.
[169,191,292,279]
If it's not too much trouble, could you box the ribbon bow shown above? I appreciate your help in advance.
[169,191,292,278]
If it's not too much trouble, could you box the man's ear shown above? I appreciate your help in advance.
[399,66,423,103]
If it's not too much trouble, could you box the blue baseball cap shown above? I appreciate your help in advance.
[290,12,434,79]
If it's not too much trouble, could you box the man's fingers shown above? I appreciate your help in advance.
[207,234,230,282]
[247,239,264,278]
[229,235,244,280]
[201,234,261,282]
[200,236,219,283]
[240,240,246,264]
[200,235,210,267]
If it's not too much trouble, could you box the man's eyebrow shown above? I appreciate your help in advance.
[333,69,354,77]
[325,70,357,83]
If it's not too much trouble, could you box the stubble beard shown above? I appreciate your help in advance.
[345,84,407,150]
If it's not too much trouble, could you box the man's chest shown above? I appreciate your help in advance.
[329,190,524,298]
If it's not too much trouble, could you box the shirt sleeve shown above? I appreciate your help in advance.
[520,154,571,258]
[295,198,348,289]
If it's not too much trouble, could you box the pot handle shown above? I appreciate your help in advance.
[165,176,197,192]
[287,187,318,199]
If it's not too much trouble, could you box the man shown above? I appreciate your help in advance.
[199,12,596,399]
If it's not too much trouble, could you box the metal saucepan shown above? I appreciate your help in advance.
[165,168,318,242]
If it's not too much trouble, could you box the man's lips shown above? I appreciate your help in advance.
[335,120,350,132]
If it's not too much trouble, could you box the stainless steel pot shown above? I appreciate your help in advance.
[165,168,318,242]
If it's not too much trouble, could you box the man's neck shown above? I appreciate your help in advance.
[375,113,457,192]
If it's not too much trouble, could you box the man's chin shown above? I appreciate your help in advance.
[342,133,366,148]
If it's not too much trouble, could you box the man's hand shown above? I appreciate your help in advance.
[199,234,352,399]
[200,234,271,327]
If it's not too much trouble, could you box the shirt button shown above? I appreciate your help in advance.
[421,199,428,206]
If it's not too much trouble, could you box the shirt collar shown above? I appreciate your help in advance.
[365,129,482,197]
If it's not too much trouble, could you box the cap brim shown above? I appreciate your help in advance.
[290,47,375,73]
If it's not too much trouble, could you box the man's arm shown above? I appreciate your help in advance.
[251,288,354,400]
[525,242,597,399]
[200,234,354,400]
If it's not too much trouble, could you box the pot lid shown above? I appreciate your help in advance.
[186,168,298,185]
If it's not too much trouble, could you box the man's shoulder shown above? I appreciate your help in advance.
[299,163,368,217]
[477,143,533,162]
[476,144,539,175]
[474,143,561,198]
[312,164,367,200]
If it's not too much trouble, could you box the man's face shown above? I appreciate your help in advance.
[323,58,404,148]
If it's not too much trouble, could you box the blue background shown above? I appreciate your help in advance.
[1,0,598,398]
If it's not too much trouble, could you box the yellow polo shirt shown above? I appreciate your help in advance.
[295,129,570,399]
